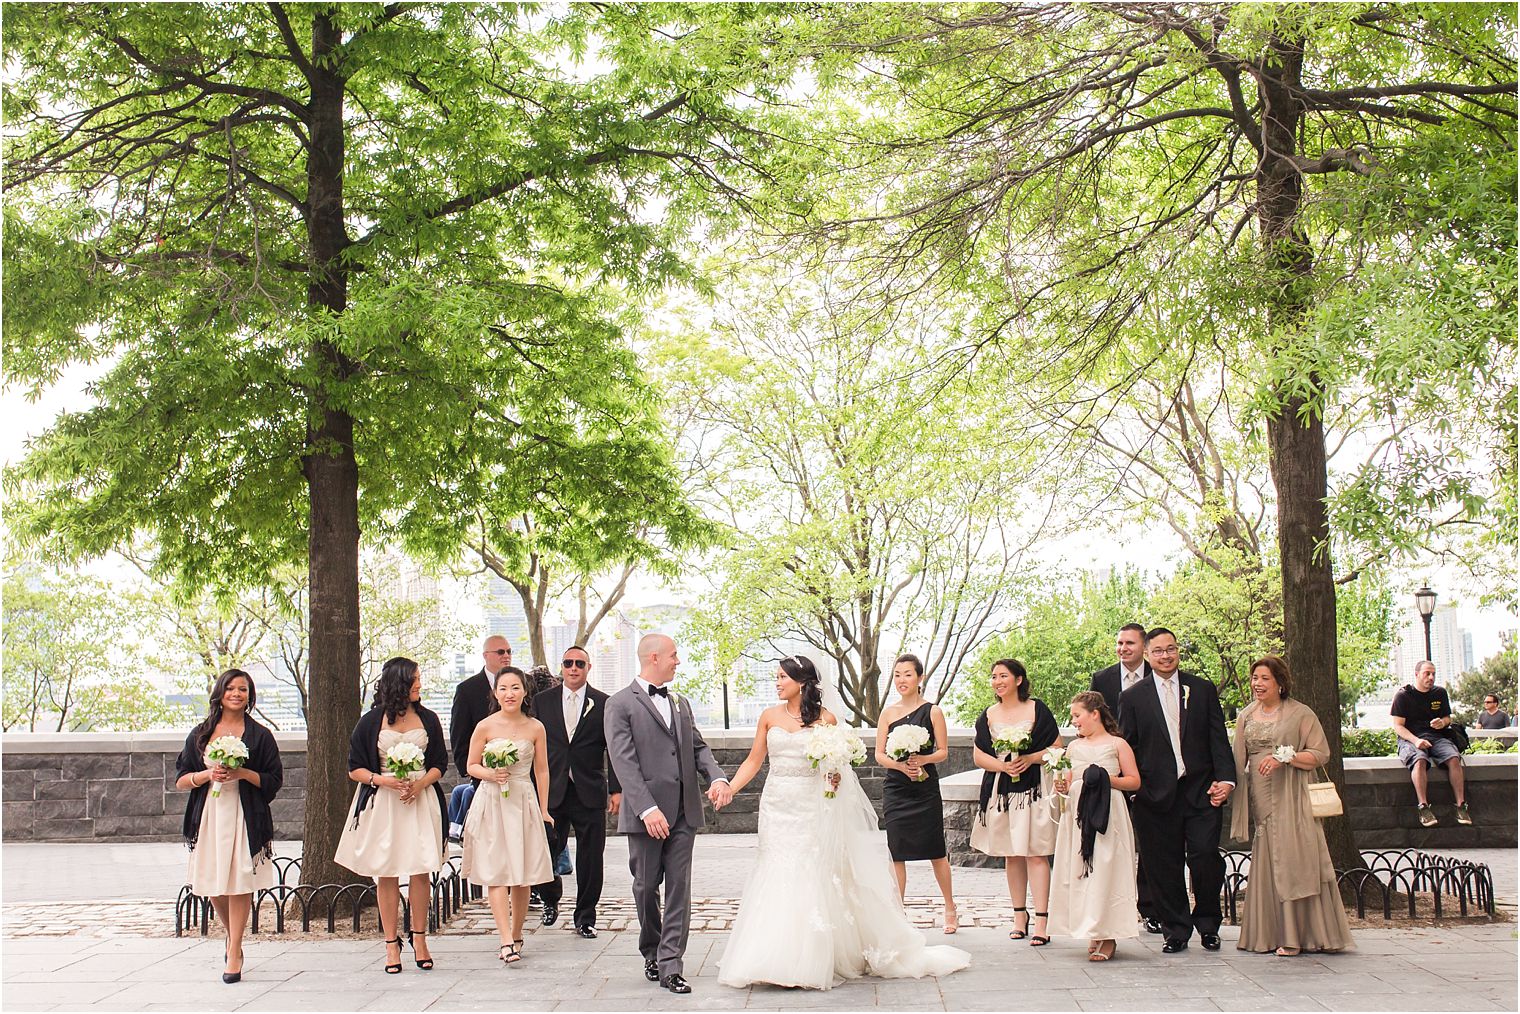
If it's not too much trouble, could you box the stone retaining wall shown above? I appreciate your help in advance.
[3,730,1514,851]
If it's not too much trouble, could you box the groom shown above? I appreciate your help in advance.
[605,633,732,995]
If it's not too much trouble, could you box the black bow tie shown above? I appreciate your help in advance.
[647,685,669,698]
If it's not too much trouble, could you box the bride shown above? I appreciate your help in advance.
[717,655,971,990]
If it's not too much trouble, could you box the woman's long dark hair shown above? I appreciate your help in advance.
[486,666,529,717]
[373,656,420,724]
[779,655,824,728]
[992,658,1031,702]
[192,668,255,752]
[1071,691,1120,736]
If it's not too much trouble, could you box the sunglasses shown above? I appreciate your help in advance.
[562,659,588,669]
[488,648,511,656]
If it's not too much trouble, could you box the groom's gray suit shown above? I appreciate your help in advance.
[605,681,727,979]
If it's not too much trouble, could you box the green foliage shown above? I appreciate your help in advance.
[2,557,190,732]
[1339,727,1397,758]
[950,569,1151,725]
[1451,643,1519,726]
[1466,736,1517,755]
[1336,573,1397,726]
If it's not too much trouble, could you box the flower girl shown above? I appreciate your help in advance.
[1047,691,1142,962]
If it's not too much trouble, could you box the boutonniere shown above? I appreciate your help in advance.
[581,698,595,719]
[1183,684,1192,709]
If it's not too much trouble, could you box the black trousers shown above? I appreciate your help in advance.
[535,791,607,929]
[1129,796,1156,920]
[1132,790,1225,943]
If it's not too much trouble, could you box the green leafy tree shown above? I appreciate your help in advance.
[1452,641,1519,726]
[678,258,1054,724]
[3,3,802,882]
[788,2,1516,869]
[2,560,188,732]
[952,568,1151,725]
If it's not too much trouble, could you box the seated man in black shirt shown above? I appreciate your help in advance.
[1390,660,1471,828]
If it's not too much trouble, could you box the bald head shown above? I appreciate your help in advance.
[637,633,679,685]
[482,634,511,675]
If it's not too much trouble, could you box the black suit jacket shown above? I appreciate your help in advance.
[1090,662,1151,719]
[534,683,621,811]
[450,670,493,779]
[1118,670,1235,811]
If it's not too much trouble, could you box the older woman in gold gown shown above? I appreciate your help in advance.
[1230,656,1354,956]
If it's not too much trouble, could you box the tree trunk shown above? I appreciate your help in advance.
[1256,33,1361,873]
[300,12,362,888]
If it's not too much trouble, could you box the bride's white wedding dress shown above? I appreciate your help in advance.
[718,726,971,990]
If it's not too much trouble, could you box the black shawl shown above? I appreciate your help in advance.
[1076,762,1112,878]
[975,699,1060,819]
[347,703,449,852]
[176,717,283,865]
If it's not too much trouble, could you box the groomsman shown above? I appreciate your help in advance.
[1089,622,1159,931]
[1090,623,1151,720]
[1118,627,1235,953]
[533,645,622,936]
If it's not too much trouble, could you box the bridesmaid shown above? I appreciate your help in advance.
[1048,692,1141,962]
[335,656,448,974]
[970,659,1062,946]
[461,667,555,964]
[1231,656,1354,957]
[174,668,283,984]
[875,653,958,933]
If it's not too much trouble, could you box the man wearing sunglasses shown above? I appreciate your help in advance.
[533,645,622,937]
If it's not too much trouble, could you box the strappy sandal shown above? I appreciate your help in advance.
[383,937,403,974]
[943,904,959,935]
[1009,906,1029,940]
[407,929,434,970]
[1029,911,1051,946]
[503,941,523,964]
[1275,946,1301,957]
[1088,939,1115,962]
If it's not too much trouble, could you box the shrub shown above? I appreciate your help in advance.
[1340,728,1398,757]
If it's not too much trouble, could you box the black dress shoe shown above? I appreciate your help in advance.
[221,972,241,984]
[661,973,692,994]
[1201,933,1221,951]
[644,959,660,982]
[1162,938,1188,953]
[1142,917,1164,934]
[576,925,598,939]
[541,904,558,927]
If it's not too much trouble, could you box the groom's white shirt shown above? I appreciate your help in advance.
[633,677,727,820]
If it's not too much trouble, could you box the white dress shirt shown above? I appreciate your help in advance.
[1152,672,1186,778]
[1122,663,1147,691]
[564,685,583,741]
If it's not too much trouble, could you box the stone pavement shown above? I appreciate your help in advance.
[2,838,1516,1012]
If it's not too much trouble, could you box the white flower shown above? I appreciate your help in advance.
[1272,745,1296,764]
[804,725,867,798]
[1043,746,1071,771]
[1184,684,1192,709]
[383,741,426,781]
[205,736,248,797]
[482,738,519,797]
[886,725,931,780]
[991,722,1033,758]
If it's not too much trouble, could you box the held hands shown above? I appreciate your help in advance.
[1003,756,1030,778]
[707,782,734,810]
[903,758,923,779]
[209,763,235,784]
[643,808,671,840]
[398,777,423,804]
[1207,781,1234,807]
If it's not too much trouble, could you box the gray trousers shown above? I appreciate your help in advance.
[626,813,696,978]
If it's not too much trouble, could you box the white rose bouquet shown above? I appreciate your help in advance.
[204,736,249,798]
[1272,745,1296,765]
[990,722,1033,759]
[1044,746,1073,814]
[804,725,866,799]
[383,741,426,782]
[482,738,519,797]
[885,725,931,781]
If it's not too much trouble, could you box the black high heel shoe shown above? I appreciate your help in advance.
[222,942,242,983]
[1009,906,1029,940]
[1029,911,1051,946]
[407,929,434,970]
[383,937,403,974]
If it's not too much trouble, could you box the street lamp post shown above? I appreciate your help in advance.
[1415,585,1437,662]
[721,679,730,729]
